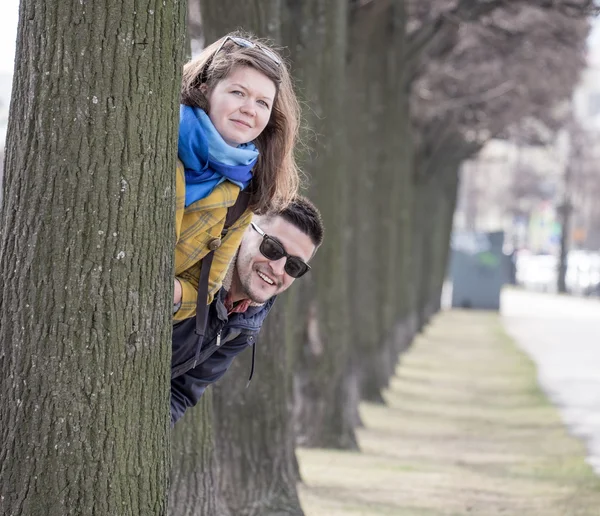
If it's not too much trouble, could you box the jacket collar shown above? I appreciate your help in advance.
[214,287,276,330]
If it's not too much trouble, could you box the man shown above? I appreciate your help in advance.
[170,196,324,424]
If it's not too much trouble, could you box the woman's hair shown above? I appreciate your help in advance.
[181,31,302,214]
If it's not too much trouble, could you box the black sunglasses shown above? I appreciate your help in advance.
[214,36,282,67]
[250,222,311,278]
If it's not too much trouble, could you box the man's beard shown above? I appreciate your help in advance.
[237,265,280,304]
[233,267,268,304]
[223,253,267,304]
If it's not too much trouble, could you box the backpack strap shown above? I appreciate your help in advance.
[194,191,250,336]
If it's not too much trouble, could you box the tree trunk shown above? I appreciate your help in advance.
[386,0,418,365]
[557,202,571,294]
[0,2,185,515]
[347,1,391,405]
[430,167,460,313]
[282,0,357,450]
[557,157,572,295]
[413,133,474,322]
[413,178,431,329]
[169,393,231,516]
[355,0,415,403]
[187,0,205,55]
[200,0,281,42]
[212,302,304,516]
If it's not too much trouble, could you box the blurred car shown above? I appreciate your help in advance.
[566,250,600,296]
[515,250,600,296]
[515,253,557,292]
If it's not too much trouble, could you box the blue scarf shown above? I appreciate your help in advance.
[178,105,258,207]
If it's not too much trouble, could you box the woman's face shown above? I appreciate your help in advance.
[205,65,276,147]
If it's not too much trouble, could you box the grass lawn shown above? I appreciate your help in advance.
[298,310,600,516]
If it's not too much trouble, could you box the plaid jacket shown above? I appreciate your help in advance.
[175,160,253,320]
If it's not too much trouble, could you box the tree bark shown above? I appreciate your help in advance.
[362,0,417,402]
[557,202,571,294]
[200,0,281,42]
[346,1,390,405]
[282,0,357,450]
[412,133,472,325]
[557,160,573,294]
[429,167,460,313]
[212,302,304,516]
[169,393,231,516]
[0,2,186,515]
[411,175,432,330]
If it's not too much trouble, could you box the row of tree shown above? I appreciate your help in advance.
[0,0,594,515]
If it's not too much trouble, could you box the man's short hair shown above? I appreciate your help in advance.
[271,196,324,248]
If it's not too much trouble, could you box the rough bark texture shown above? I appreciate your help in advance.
[345,1,389,406]
[169,393,231,516]
[384,0,419,377]
[213,303,304,516]
[431,168,460,312]
[412,128,473,328]
[200,0,281,41]
[350,0,416,404]
[557,204,571,294]
[557,162,573,294]
[0,2,186,515]
[283,0,356,450]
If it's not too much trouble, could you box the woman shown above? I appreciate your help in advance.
[173,32,301,320]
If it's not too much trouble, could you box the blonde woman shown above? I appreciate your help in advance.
[174,32,301,322]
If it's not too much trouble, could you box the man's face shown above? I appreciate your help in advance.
[233,216,316,304]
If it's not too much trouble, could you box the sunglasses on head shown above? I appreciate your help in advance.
[250,222,311,279]
[214,36,283,67]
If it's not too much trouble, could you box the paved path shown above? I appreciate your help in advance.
[502,289,600,475]
[299,310,600,515]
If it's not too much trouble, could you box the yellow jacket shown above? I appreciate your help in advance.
[175,160,252,320]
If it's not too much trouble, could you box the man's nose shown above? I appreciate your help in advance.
[269,257,286,276]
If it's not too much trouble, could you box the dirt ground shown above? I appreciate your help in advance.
[297,310,600,516]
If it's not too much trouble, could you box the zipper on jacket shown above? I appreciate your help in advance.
[190,328,223,370]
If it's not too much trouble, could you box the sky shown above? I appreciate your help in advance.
[0,0,18,75]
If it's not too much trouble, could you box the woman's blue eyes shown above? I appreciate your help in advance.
[230,90,269,108]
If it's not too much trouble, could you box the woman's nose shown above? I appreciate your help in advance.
[240,100,256,116]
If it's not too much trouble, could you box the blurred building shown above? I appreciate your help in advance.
[454,23,600,254]
[454,140,563,253]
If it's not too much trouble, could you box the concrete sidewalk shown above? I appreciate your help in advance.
[502,288,600,475]
[298,311,600,515]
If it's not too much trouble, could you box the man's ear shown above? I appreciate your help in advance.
[200,83,208,95]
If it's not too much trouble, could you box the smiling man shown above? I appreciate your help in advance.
[170,196,324,425]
